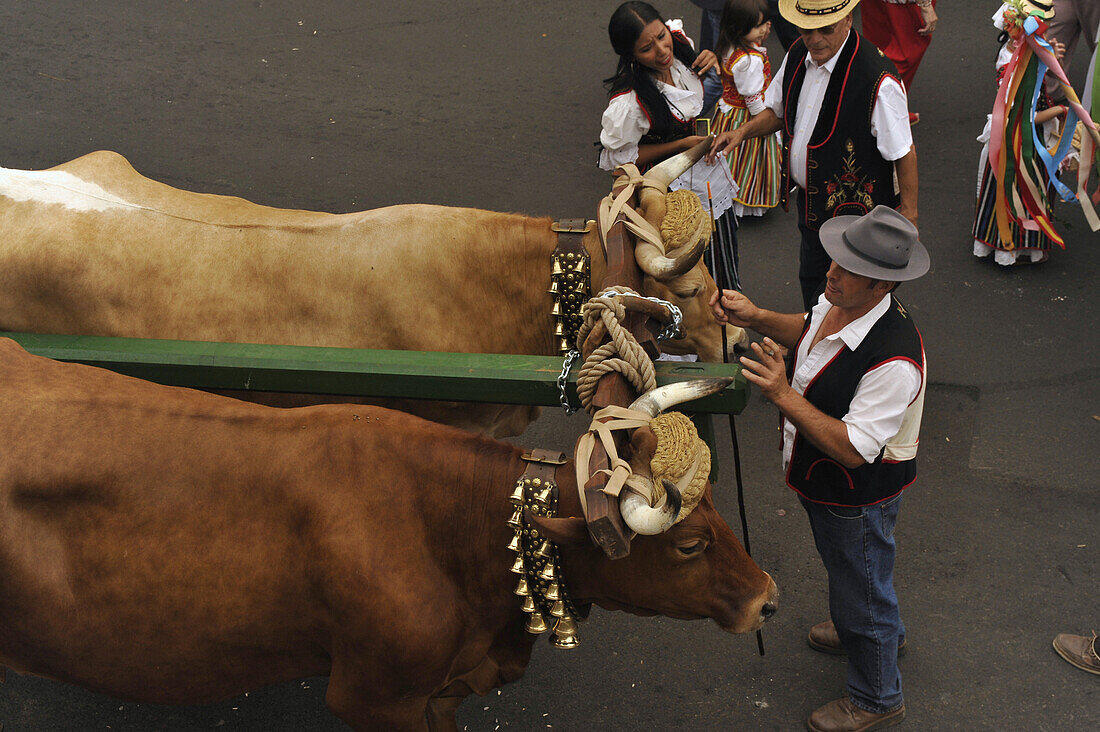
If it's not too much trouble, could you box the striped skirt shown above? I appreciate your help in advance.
[712,104,781,217]
[972,159,1055,263]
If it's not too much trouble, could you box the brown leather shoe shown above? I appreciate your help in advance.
[1053,632,1100,675]
[808,621,907,656]
[807,697,905,732]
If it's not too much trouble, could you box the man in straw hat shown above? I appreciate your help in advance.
[711,205,928,731]
[706,0,918,312]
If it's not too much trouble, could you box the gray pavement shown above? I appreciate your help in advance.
[0,1,1097,730]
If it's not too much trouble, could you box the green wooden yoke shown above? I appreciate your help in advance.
[2,332,748,414]
[1,332,748,480]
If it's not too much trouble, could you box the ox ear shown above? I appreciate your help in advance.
[524,509,591,547]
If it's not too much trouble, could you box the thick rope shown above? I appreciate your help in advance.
[574,287,657,414]
[648,412,710,520]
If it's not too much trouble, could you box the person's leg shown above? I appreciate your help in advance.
[796,189,829,310]
[801,494,906,714]
[700,8,722,114]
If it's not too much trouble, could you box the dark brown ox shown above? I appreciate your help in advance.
[0,338,777,731]
[0,147,746,437]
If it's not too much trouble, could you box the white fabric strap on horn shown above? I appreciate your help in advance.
[598,164,667,253]
[573,405,660,523]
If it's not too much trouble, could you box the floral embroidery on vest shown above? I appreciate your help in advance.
[824,139,876,215]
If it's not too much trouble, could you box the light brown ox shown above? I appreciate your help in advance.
[0,147,746,437]
[0,337,778,731]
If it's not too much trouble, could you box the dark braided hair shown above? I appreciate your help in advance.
[604,2,699,141]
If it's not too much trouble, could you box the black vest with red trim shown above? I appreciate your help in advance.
[786,295,923,506]
[780,32,901,230]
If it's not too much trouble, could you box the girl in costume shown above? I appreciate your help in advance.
[711,0,781,217]
[973,1,1077,265]
[599,1,743,291]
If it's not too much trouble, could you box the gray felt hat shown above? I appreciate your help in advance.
[819,205,929,282]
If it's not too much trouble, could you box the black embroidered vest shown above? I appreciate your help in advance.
[786,296,924,506]
[780,32,902,230]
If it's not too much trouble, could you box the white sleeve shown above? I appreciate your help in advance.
[870,76,914,161]
[763,55,787,119]
[842,359,923,463]
[598,92,650,171]
[731,54,768,115]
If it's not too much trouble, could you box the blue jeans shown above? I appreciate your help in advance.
[800,493,906,714]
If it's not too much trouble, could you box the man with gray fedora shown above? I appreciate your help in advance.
[712,205,928,731]
[706,0,918,311]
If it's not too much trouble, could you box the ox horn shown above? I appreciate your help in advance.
[620,479,683,536]
[628,377,734,419]
[643,137,714,191]
[634,235,708,281]
[618,378,732,536]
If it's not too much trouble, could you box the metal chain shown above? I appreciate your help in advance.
[595,289,684,341]
[557,349,581,415]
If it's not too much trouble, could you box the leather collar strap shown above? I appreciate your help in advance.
[550,219,593,354]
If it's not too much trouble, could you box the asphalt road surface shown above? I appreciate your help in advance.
[0,1,1097,730]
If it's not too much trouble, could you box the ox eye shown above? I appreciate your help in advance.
[672,286,702,300]
[676,540,707,557]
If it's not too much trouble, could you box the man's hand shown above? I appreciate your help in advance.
[916,2,937,36]
[897,203,918,230]
[710,288,758,327]
[705,129,743,164]
[739,338,791,403]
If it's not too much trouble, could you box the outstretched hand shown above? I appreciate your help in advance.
[739,338,790,403]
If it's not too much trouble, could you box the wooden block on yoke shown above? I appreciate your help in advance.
[582,470,630,560]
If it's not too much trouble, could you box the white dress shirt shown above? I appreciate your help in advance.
[782,294,924,471]
[763,31,913,190]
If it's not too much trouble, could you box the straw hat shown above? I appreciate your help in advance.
[1019,0,1055,20]
[778,0,860,30]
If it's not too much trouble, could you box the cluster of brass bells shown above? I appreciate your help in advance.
[549,250,591,354]
[508,475,581,649]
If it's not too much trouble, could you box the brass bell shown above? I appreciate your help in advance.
[525,612,550,634]
[521,595,538,614]
[507,507,523,529]
[551,615,579,648]
[548,280,560,295]
[509,482,525,505]
[551,301,562,316]
[554,615,578,636]
[545,582,561,601]
[573,257,588,274]
[514,577,530,596]
[549,600,566,618]
[550,632,579,649]
[559,338,571,352]
[535,539,553,558]
[535,487,552,505]
[538,562,556,581]
[510,556,526,575]
[551,259,564,276]
[507,533,522,553]
[554,322,565,337]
